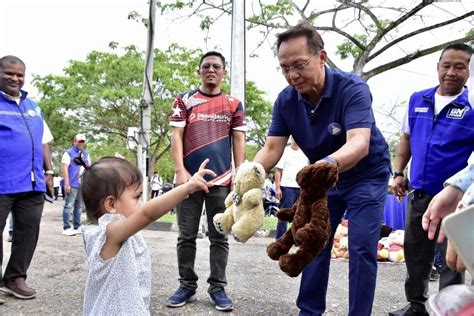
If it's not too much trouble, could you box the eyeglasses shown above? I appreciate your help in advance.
[200,63,223,71]
[279,55,315,76]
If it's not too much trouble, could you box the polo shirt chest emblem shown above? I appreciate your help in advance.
[328,123,342,136]
[446,107,469,119]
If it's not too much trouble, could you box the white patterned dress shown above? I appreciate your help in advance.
[82,213,151,315]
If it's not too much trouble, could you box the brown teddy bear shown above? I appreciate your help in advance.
[267,161,338,277]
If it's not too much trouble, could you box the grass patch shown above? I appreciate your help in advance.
[158,213,279,231]
[159,214,176,223]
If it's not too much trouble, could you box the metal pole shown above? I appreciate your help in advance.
[139,0,156,201]
[230,0,246,107]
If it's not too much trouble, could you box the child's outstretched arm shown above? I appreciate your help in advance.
[101,159,215,259]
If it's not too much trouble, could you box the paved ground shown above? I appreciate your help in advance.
[1,200,462,315]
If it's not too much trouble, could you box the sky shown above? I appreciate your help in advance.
[1,0,472,139]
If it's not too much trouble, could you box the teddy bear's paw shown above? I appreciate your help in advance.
[266,243,283,260]
[213,219,225,234]
[232,232,251,243]
[232,233,242,243]
[279,255,303,277]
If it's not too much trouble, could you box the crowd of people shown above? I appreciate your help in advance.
[0,21,472,315]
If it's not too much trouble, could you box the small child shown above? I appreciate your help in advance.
[79,156,215,315]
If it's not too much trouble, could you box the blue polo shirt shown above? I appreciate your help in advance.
[268,66,390,184]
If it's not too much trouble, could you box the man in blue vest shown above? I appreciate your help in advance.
[61,134,90,236]
[254,22,390,316]
[390,43,473,316]
[0,55,54,301]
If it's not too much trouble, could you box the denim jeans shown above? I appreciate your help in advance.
[62,187,82,230]
[175,186,229,293]
[275,186,300,239]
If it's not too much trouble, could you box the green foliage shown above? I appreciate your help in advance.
[200,16,214,31]
[35,43,272,175]
[467,29,474,46]
[257,1,294,22]
[157,1,194,14]
[336,34,368,60]
[244,81,273,148]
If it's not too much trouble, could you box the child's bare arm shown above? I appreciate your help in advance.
[101,159,215,259]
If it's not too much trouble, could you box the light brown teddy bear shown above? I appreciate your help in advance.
[213,161,266,243]
[267,161,338,277]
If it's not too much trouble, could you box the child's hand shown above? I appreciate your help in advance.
[186,159,216,194]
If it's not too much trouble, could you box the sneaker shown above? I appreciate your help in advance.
[166,286,197,308]
[0,278,36,299]
[62,228,76,236]
[209,288,233,311]
[389,303,428,316]
[430,267,440,281]
[73,228,82,235]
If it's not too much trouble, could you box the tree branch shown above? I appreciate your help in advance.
[367,11,474,62]
[362,35,473,80]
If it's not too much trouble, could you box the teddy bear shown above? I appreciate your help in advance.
[213,161,266,243]
[267,161,338,277]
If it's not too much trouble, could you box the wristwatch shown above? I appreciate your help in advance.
[44,170,54,175]
[393,171,404,179]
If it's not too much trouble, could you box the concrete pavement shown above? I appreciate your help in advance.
[1,199,451,315]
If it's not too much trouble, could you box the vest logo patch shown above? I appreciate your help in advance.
[414,107,429,113]
[446,107,468,119]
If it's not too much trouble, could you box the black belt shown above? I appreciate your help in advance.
[413,190,432,200]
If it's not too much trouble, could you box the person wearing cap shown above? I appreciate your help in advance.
[390,43,473,316]
[61,134,90,236]
[0,55,54,301]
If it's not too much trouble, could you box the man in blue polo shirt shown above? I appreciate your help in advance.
[254,22,390,316]
[0,55,54,301]
[390,43,473,316]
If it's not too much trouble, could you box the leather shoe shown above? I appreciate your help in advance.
[0,278,36,299]
[389,303,428,316]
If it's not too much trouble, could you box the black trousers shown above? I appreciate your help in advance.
[404,191,464,309]
[0,192,44,285]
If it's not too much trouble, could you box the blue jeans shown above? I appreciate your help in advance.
[62,187,82,230]
[275,186,300,239]
[297,173,389,316]
[175,186,229,293]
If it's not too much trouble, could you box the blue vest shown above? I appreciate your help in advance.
[0,91,46,194]
[409,87,474,195]
[66,146,90,188]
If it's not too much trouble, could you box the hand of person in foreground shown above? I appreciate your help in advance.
[185,159,216,194]
[422,185,464,243]
[446,239,467,272]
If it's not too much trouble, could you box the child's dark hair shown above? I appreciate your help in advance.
[81,157,142,223]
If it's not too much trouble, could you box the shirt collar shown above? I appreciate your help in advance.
[1,90,27,105]
[297,65,334,103]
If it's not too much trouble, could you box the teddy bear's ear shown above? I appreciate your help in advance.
[253,166,262,176]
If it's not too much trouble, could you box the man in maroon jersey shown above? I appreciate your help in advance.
[167,51,246,311]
